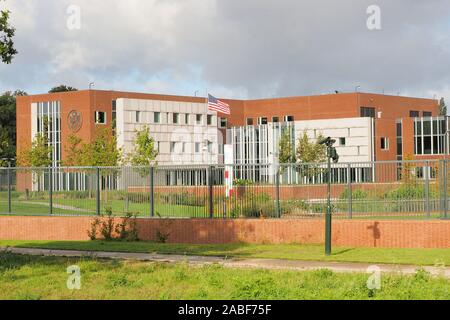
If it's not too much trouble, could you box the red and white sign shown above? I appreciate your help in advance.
[224,144,233,198]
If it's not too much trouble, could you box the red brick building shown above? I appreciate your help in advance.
[16,90,441,165]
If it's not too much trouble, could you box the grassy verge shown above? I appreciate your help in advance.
[0,252,448,300]
[1,240,449,266]
[0,200,205,217]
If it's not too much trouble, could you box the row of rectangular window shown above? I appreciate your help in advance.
[135,111,216,126]
[246,116,294,126]
[160,141,215,154]
[360,107,432,118]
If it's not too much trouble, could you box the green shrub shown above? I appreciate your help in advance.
[230,192,277,218]
[340,189,369,200]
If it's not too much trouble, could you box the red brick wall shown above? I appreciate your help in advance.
[0,216,449,248]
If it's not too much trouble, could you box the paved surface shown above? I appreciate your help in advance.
[2,247,450,278]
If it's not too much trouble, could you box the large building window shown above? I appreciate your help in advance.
[258,117,268,125]
[196,114,202,125]
[414,117,448,155]
[35,101,61,167]
[207,115,213,125]
[423,111,432,117]
[360,107,375,118]
[246,118,254,126]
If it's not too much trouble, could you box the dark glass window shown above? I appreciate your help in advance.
[95,111,106,124]
[396,122,402,137]
[339,137,346,146]
[285,115,294,122]
[259,117,268,125]
[360,107,375,118]
[423,111,432,117]
[380,137,389,150]
[272,117,279,123]
[246,118,254,125]
[415,137,422,154]
[424,136,432,154]
[423,120,431,135]
[410,110,420,118]
[397,138,403,156]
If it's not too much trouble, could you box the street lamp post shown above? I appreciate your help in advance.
[319,138,339,256]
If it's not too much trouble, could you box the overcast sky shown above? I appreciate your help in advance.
[1,0,449,105]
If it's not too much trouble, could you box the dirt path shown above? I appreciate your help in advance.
[3,247,449,278]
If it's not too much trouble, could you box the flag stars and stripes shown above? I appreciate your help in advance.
[208,94,231,115]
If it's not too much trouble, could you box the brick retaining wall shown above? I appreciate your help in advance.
[0,216,449,248]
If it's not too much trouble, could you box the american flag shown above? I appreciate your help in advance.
[208,94,230,115]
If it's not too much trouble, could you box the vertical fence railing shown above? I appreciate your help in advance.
[347,163,352,219]
[7,166,11,213]
[48,166,53,215]
[96,167,100,216]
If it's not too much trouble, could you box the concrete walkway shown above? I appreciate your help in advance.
[3,247,450,278]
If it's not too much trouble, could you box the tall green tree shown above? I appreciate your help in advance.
[296,131,327,164]
[48,85,78,93]
[0,90,26,164]
[278,127,296,164]
[129,126,158,166]
[63,134,83,166]
[78,127,122,166]
[439,97,447,116]
[296,131,327,179]
[0,1,17,64]
[17,133,52,167]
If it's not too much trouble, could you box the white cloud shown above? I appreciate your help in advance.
[0,0,449,107]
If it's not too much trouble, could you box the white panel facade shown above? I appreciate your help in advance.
[294,117,374,163]
[116,98,220,166]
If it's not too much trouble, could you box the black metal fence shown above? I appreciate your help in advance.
[0,159,449,219]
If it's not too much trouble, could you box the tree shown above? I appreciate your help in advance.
[296,131,327,179]
[63,134,83,166]
[278,127,296,164]
[78,127,122,167]
[0,90,26,164]
[439,97,447,116]
[296,131,327,164]
[17,133,52,167]
[0,1,17,64]
[129,126,158,167]
[48,85,78,93]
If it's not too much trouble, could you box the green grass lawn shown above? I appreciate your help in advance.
[1,240,450,266]
[0,252,448,300]
[0,200,205,217]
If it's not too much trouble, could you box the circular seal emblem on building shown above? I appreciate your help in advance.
[68,110,82,132]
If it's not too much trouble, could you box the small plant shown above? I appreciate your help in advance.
[115,212,140,242]
[87,217,101,240]
[234,179,254,186]
[100,207,115,241]
[155,212,173,243]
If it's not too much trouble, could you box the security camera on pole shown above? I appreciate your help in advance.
[318,137,339,256]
